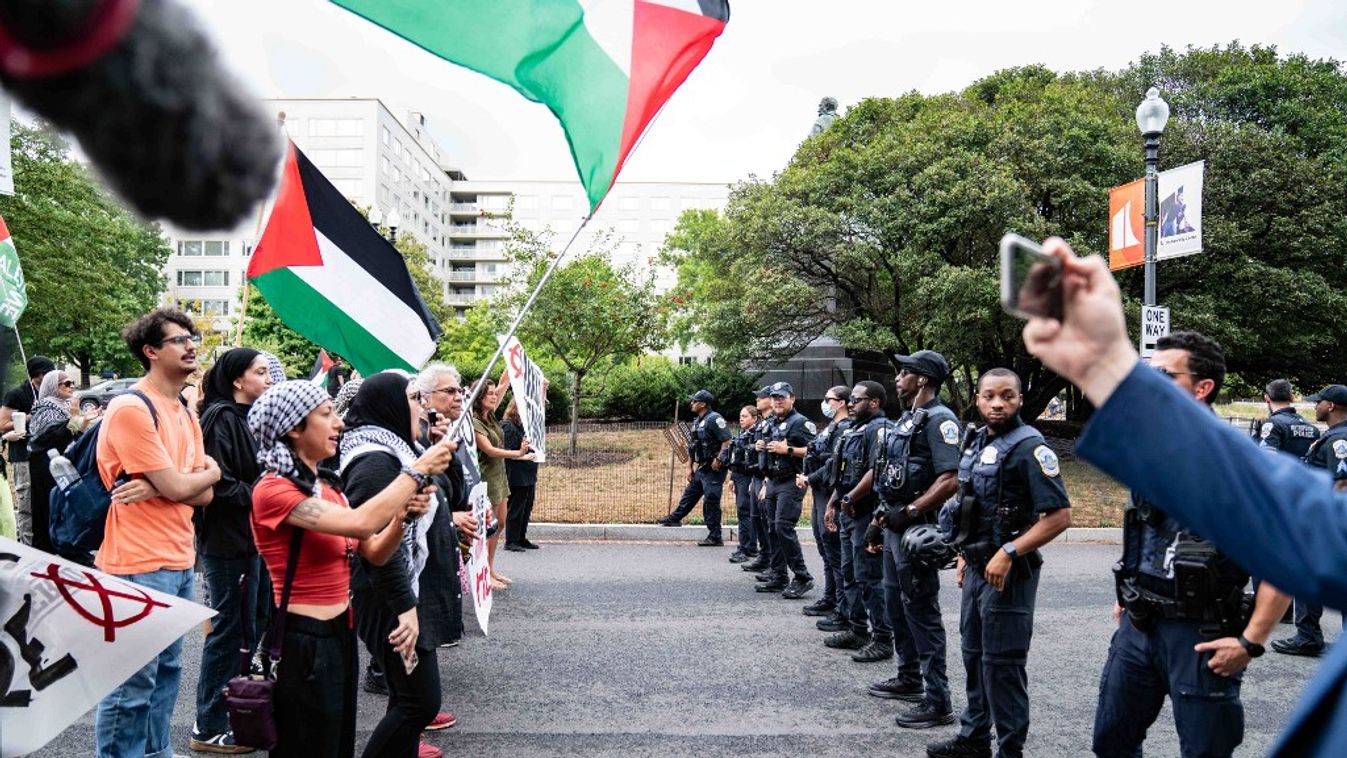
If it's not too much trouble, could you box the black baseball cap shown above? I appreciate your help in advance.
[752,385,771,398]
[688,389,716,405]
[768,381,794,397]
[1307,385,1347,405]
[892,350,950,383]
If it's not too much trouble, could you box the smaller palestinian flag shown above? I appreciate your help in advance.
[248,143,442,375]
[0,215,27,328]
[309,349,336,387]
[332,0,730,211]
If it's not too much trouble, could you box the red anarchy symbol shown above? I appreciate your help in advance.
[30,563,170,642]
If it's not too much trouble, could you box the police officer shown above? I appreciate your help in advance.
[799,385,852,618]
[824,380,895,662]
[1090,333,1291,758]
[1256,379,1319,458]
[1271,383,1347,657]
[751,382,815,598]
[863,351,961,729]
[725,404,763,564]
[742,388,776,574]
[926,368,1071,758]
[660,389,732,546]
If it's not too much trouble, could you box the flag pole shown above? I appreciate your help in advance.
[450,212,595,443]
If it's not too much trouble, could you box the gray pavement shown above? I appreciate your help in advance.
[39,541,1333,757]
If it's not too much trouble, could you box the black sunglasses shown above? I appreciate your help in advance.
[847,395,872,405]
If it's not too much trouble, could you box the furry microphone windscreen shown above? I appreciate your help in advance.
[0,0,281,230]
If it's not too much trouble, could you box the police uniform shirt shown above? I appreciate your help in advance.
[805,417,847,486]
[764,409,817,478]
[871,398,963,488]
[689,410,731,465]
[1306,420,1347,481]
[1259,407,1320,459]
[972,417,1071,517]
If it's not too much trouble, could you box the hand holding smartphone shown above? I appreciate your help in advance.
[999,233,1063,321]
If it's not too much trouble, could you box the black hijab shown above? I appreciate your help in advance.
[199,347,261,414]
[344,371,414,445]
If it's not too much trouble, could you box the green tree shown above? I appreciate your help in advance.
[0,122,170,382]
[501,225,667,451]
[436,300,505,366]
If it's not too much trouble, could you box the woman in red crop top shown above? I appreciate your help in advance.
[248,381,451,758]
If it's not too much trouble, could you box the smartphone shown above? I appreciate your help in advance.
[426,409,439,427]
[999,233,1063,320]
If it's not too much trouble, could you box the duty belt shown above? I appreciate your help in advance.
[1115,573,1247,638]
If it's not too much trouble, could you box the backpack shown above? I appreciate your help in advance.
[48,390,160,555]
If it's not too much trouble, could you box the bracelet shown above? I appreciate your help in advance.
[400,467,430,491]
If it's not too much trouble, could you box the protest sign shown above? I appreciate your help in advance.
[501,335,547,463]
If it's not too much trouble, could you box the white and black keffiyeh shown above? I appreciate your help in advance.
[333,377,364,419]
[257,350,288,385]
[248,380,330,479]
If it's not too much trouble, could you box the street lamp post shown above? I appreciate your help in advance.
[386,207,401,244]
[1135,87,1169,307]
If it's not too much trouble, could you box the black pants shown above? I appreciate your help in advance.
[361,642,441,758]
[506,484,537,545]
[669,467,725,539]
[810,489,842,606]
[273,613,357,758]
[765,478,809,579]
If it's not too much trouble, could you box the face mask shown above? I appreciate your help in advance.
[821,399,836,419]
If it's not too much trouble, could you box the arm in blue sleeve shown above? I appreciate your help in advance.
[1076,363,1347,607]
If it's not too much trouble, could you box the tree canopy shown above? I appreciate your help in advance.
[663,44,1347,417]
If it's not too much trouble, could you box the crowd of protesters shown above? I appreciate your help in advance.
[1,306,547,758]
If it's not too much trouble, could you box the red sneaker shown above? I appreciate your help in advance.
[417,742,443,758]
[425,711,457,731]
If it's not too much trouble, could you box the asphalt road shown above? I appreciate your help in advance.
[39,542,1335,757]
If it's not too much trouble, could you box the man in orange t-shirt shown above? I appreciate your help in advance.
[93,308,220,758]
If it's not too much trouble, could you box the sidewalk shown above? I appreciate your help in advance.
[527,522,1123,544]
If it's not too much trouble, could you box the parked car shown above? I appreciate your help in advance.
[75,378,139,411]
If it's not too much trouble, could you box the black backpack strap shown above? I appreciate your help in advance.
[264,527,306,664]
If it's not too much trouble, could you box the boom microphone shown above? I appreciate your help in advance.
[0,0,280,230]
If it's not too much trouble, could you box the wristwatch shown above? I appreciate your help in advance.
[400,466,431,491]
[1001,543,1019,559]
[840,494,852,506]
[1237,635,1265,658]
[904,504,920,520]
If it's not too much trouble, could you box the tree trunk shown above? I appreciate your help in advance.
[76,351,93,388]
[569,370,584,455]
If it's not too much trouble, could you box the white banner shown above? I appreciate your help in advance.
[450,426,493,636]
[500,336,547,463]
[0,539,214,758]
[1157,160,1203,261]
[0,93,12,196]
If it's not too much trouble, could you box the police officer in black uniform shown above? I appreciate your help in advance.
[742,388,776,573]
[800,385,852,618]
[725,403,763,564]
[824,380,895,662]
[1256,379,1319,458]
[752,382,816,598]
[927,368,1071,758]
[864,351,962,729]
[1091,333,1291,758]
[1272,383,1347,657]
[660,389,732,546]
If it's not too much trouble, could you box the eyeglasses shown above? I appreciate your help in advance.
[60,380,76,388]
[158,334,202,348]
[1155,367,1194,380]
[825,396,844,403]
[848,395,872,405]
[428,386,464,397]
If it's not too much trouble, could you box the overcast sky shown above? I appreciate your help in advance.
[192,0,1347,185]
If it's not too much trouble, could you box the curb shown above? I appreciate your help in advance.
[526,523,1123,545]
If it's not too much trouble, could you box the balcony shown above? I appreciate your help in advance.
[447,223,509,239]
[449,203,479,214]
[446,293,478,306]
[447,271,476,282]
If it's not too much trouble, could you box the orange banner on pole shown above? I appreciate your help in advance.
[1108,178,1145,271]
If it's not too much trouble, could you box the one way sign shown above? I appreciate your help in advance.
[1140,305,1170,359]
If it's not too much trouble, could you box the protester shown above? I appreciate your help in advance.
[472,378,532,589]
[1,354,55,544]
[92,308,221,758]
[27,369,97,554]
[258,350,288,385]
[340,372,455,758]
[190,348,272,754]
[501,398,540,552]
[248,380,447,758]
[1022,237,1347,755]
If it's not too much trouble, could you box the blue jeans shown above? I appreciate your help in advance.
[95,567,195,758]
[196,555,263,735]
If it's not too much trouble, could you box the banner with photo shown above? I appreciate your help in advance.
[0,538,214,758]
[1157,160,1204,261]
[499,335,547,463]
[449,420,493,635]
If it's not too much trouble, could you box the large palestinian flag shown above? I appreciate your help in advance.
[247,143,442,375]
[331,0,730,211]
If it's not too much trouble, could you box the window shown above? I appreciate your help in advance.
[381,125,390,145]
[310,149,363,167]
[618,219,638,233]
[678,356,697,366]
[650,220,671,236]
[552,195,573,211]
[178,240,202,256]
[204,241,229,256]
[651,196,671,211]
[176,270,230,287]
[480,194,509,211]
[177,270,201,286]
[332,178,363,198]
[202,300,230,316]
[381,156,390,175]
[619,196,639,211]
[516,195,538,210]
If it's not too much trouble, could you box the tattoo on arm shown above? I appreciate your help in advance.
[288,497,333,527]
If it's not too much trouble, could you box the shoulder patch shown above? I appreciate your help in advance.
[1334,439,1347,459]
[980,446,998,465]
[1259,422,1273,440]
[1033,445,1061,477]
[939,420,960,445]
[804,420,818,435]
[716,416,727,429]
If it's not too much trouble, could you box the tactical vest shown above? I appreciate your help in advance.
[804,419,842,479]
[875,404,957,507]
[727,430,755,473]
[763,410,808,479]
[836,414,888,492]
[959,424,1042,547]
[688,411,723,465]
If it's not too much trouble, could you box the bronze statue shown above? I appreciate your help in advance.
[810,97,839,136]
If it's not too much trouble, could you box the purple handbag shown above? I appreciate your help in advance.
[224,528,304,751]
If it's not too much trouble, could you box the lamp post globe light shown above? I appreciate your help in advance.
[386,207,402,243]
[368,205,384,229]
[1136,87,1169,307]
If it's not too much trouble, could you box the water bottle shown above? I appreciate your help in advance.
[49,448,80,490]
